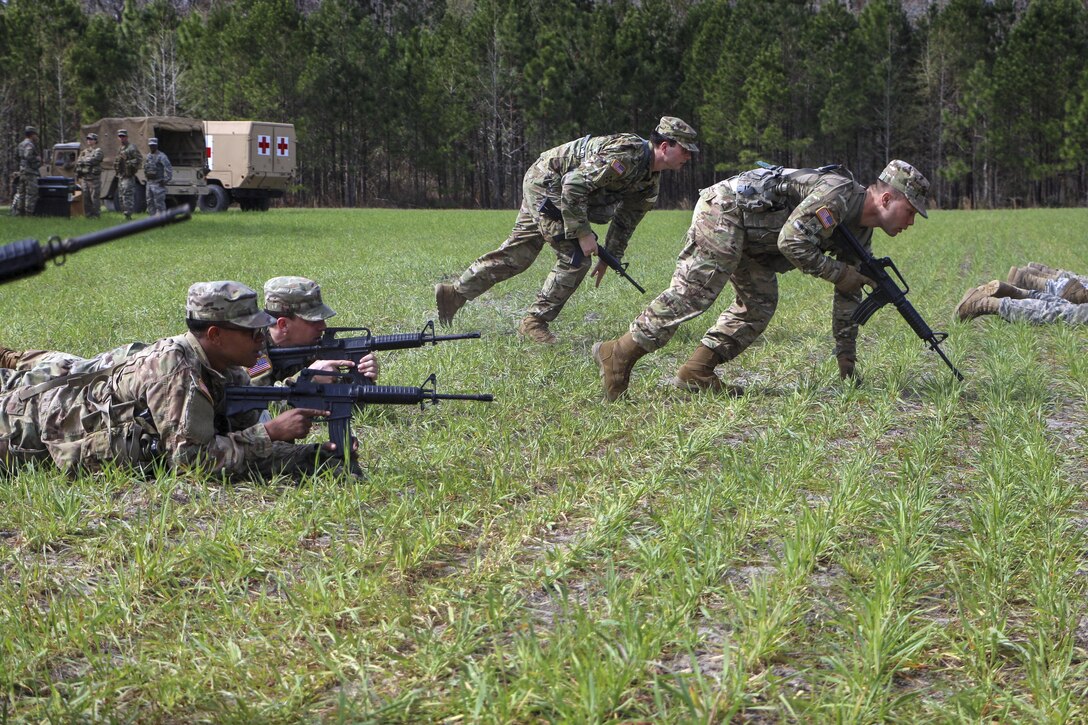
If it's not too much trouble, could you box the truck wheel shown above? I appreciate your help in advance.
[198,185,230,213]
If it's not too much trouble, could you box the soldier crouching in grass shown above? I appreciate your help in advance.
[435,116,697,344]
[592,160,930,401]
[0,281,350,479]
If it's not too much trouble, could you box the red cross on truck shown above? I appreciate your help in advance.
[200,121,296,212]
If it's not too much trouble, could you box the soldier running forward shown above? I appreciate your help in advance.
[76,132,104,218]
[143,137,173,215]
[435,116,698,344]
[592,160,930,401]
[0,281,348,478]
[955,263,1088,325]
[11,126,41,217]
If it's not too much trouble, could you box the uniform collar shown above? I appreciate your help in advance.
[183,330,227,383]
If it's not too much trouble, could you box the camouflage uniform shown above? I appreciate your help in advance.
[1046,270,1088,289]
[115,132,142,218]
[12,128,41,216]
[451,117,697,324]
[999,277,1088,325]
[76,134,104,218]
[0,282,337,478]
[248,276,338,386]
[630,164,876,361]
[143,140,173,215]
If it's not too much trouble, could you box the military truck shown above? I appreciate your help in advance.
[46,142,81,176]
[79,117,208,212]
[200,121,295,212]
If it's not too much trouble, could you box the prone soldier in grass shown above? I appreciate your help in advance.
[0,281,346,477]
[592,160,930,400]
[955,263,1088,325]
[0,276,380,388]
[248,276,379,385]
[435,116,698,344]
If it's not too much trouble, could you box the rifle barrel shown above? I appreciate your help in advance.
[50,205,192,261]
[435,393,494,402]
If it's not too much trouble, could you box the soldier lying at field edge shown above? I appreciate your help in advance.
[955,263,1088,325]
[592,160,931,401]
[0,281,349,478]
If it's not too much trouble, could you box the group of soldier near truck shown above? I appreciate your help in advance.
[11,125,173,220]
[5,115,1087,480]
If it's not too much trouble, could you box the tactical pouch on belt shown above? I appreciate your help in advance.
[46,419,159,473]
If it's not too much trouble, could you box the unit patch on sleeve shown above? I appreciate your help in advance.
[815,206,836,229]
[610,159,626,175]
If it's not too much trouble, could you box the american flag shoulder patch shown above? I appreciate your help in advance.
[247,355,271,378]
[815,207,836,229]
[610,159,626,175]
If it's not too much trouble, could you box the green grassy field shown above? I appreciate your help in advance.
[0,207,1086,722]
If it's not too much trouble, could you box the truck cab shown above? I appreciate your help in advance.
[46,142,82,177]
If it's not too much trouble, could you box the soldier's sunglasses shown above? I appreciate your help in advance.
[217,324,268,341]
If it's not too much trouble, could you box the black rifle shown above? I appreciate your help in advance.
[225,369,494,465]
[537,198,646,293]
[835,224,964,381]
[268,320,481,371]
[0,204,191,284]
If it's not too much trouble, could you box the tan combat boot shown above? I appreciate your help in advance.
[1007,266,1050,291]
[954,282,1002,321]
[518,315,558,344]
[1061,279,1088,304]
[674,344,743,395]
[591,333,648,401]
[0,347,23,369]
[435,283,467,326]
[1026,262,1060,277]
[988,280,1031,299]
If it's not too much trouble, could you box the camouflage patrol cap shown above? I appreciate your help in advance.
[24,126,37,136]
[117,129,128,137]
[263,276,336,322]
[148,137,158,146]
[86,133,98,141]
[655,116,698,153]
[186,281,276,328]
[879,160,930,218]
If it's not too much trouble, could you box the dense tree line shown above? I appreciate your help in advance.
[3,0,1088,210]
